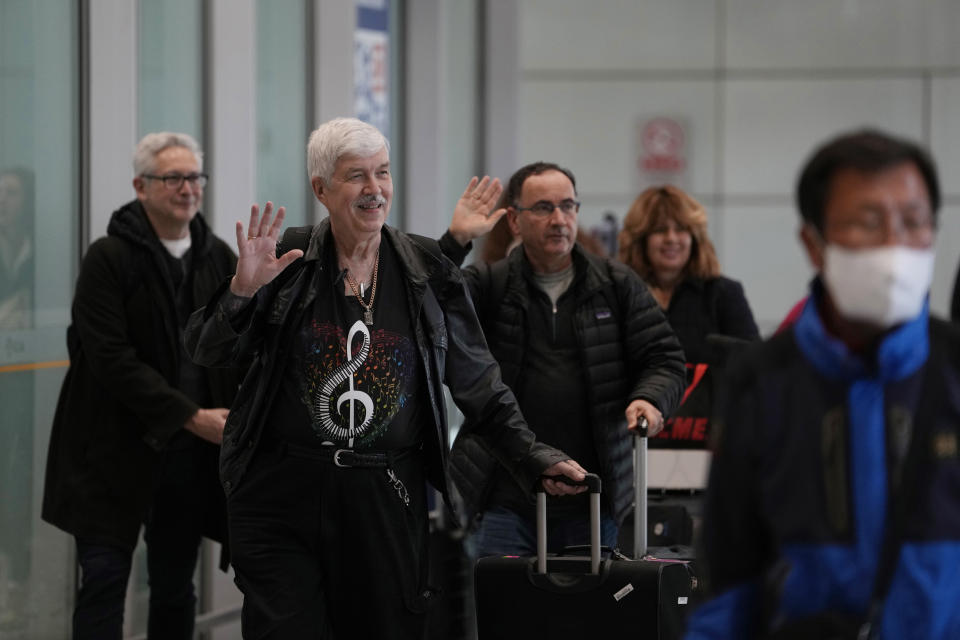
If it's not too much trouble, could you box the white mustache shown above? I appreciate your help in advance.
[355,195,386,207]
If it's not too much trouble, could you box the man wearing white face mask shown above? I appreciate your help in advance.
[685,130,960,640]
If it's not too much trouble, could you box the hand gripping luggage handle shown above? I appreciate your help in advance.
[536,473,602,575]
[634,417,648,560]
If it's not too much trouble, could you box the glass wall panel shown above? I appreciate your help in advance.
[138,0,204,139]
[127,3,207,635]
[0,0,78,636]
[356,0,403,226]
[442,0,478,222]
[256,0,310,227]
[388,0,404,228]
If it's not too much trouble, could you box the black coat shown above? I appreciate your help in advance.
[42,201,241,550]
[662,276,759,364]
[442,237,687,525]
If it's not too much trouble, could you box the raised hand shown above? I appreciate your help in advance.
[448,176,508,246]
[230,202,304,297]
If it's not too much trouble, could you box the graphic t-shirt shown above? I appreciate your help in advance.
[270,234,424,451]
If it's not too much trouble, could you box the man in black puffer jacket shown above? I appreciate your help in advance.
[42,133,241,639]
[440,162,686,555]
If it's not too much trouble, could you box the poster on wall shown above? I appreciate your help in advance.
[636,116,690,191]
[355,0,390,139]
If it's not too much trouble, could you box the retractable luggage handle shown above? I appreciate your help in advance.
[536,473,602,575]
[633,417,649,560]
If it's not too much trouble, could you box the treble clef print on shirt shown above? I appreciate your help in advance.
[314,320,374,447]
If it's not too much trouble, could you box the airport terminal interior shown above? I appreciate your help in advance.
[1,0,959,637]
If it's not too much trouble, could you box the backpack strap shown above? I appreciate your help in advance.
[474,258,509,329]
[278,225,314,256]
[597,259,627,356]
[490,259,509,310]
[602,260,624,324]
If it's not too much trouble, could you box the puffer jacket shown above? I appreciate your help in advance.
[184,219,569,512]
[443,239,686,525]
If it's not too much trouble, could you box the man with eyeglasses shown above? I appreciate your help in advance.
[439,161,686,557]
[684,130,960,639]
[43,132,240,639]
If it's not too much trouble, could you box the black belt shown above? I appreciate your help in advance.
[283,442,390,468]
[257,431,421,468]
[266,439,417,506]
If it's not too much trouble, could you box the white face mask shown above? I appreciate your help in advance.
[821,244,935,328]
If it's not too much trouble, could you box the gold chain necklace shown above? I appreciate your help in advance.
[344,249,380,326]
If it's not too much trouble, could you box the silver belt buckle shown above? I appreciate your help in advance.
[333,449,352,468]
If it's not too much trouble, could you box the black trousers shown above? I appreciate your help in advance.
[73,444,219,639]
[228,441,433,639]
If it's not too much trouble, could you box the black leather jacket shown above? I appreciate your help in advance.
[185,219,568,511]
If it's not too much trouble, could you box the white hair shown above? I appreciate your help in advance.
[133,132,203,176]
[307,118,390,184]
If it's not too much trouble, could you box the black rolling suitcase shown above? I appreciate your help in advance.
[474,422,698,639]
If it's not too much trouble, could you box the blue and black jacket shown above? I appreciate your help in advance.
[686,282,960,639]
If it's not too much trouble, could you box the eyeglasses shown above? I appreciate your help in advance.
[829,208,935,245]
[142,173,209,189]
[513,199,580,217]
